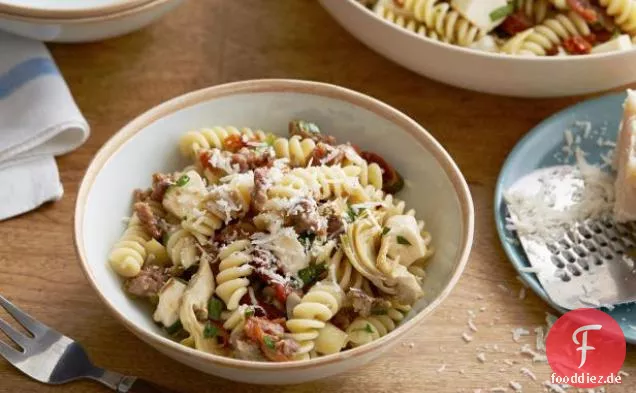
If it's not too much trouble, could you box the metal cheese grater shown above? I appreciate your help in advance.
[506,165,636,310]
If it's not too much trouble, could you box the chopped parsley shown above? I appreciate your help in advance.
[298,263,327,287]
[244,308,255,317]
[397,235,412,246]
[165,320,183,336]
[263,335,276,349]
[346,205,366,223]
[489,3,514,21]
[175,174,190,187]
[297,120,322,135]
[382,227,390,236]
[203,322,219,339]
[207,297,223,321]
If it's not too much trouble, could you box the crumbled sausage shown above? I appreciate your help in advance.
[231,147,274,173]
[134,202,163,239]
[214,220,258,245]
[124,265,170,298]
[150,173,173,202]
[251,167,270,213]
[347,288,392,317]
[310,143,345,166]
[285,198,327,236]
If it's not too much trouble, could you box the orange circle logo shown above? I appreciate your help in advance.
[546,309,626,388]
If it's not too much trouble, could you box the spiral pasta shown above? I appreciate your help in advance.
[361,0,634,56]
[502,12,591,56]
[115,119,434,362]
[286,281,345,359]
[400,0,486,46]
[268,166,367,202]
[272,135,316,167]
[179,126,268,159]
[215,240,254,310]
[346,306,409,346]
[517,0,550,23]
[599,0,636,34]
[166,228,199,269]
[109,214,151,277]
[373,1,439,39]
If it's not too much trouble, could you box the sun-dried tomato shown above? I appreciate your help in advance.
[360,151,404,193]
[500,12,533,36]
[562,36,593,55]
[223,134,246,153]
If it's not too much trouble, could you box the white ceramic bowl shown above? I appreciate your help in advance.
[0,0,181,43]
[74,79,474,384]
[0,0,152,19]
[319,0,636,98]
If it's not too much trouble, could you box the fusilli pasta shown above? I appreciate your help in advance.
[112,119,433,362]
[359,0,635,56]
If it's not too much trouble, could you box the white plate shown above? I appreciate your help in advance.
[0,0,151,18]
[0,0,181,43]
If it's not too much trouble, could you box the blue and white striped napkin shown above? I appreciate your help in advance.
[0,31,89,220]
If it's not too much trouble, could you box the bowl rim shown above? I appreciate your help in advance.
[333,0,636,62]
[74,78,475,371]
[0,0,174,23]
[0,0,154,19]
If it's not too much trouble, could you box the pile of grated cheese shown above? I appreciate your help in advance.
[504,148,615,243]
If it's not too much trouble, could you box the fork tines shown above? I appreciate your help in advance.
[0,295,49,359]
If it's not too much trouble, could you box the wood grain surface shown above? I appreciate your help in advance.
[0,1,634,392]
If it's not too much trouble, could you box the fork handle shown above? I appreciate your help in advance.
[120,378,180,393]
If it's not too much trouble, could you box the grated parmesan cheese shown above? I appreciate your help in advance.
[437,364,447,373]
[520,367,537,381]
[509,381,522,392]
[462,332,473,343]
[512,328,530,343]
[477,352,486,363]
[505,149,615,243]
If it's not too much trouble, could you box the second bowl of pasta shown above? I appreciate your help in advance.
[74,79,474,384]
[320,0,636,97]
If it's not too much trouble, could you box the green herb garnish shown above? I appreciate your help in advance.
[207,297,223,321]
[298,120,321,135]
[397,235,411,246]
[364,323,374,333]
[346,205,366,223]
[175,174,190,187]
[489,3,514,21]
[165,320,183,336]
[244,308,255,317]
[263,336,276,349]
[382,227,390,236]
[203,322,219,339]
[298,263,327,286]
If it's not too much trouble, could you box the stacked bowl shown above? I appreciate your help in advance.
[0,0,182,42]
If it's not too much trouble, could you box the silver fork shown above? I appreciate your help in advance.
[0,294,178,393]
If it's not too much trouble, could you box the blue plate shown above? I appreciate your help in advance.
[494,91,636,344]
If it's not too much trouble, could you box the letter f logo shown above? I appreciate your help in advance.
[572,324,602,368]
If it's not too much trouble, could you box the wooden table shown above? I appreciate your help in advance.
[1,1,634,392]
